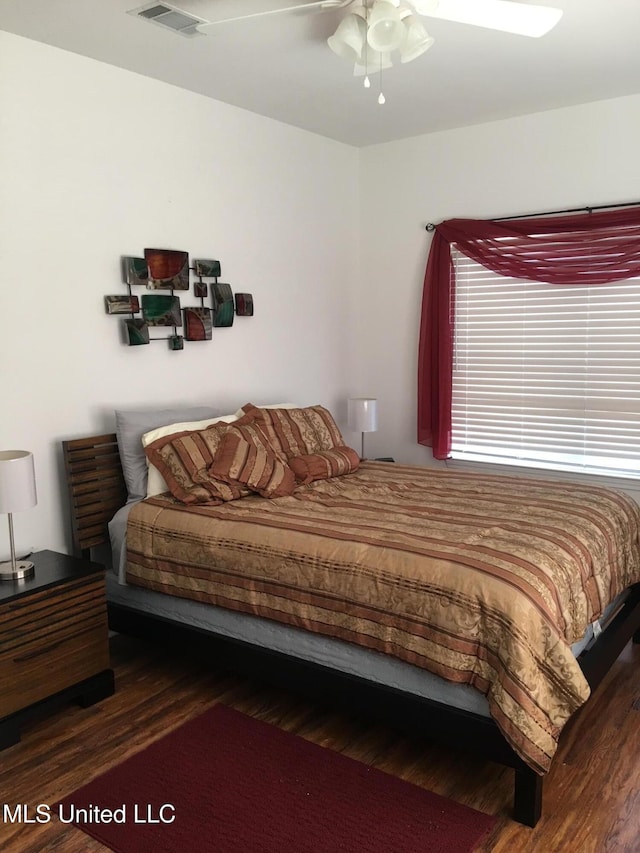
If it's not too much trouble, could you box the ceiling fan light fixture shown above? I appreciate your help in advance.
[408,0,440,14]
[400,17,434,62]
[367,0,407,52]
[328,13,367,61]
[353,48,393,76]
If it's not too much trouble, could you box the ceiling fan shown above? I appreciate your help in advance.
[195,0,563,39]
[194,0,562,105]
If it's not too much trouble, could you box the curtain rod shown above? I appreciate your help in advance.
[425,199,640,232]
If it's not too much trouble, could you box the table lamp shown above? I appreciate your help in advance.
[347,397,378,459]
[0,450,37,581]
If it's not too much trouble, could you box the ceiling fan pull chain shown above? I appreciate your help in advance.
[364,3,371,88]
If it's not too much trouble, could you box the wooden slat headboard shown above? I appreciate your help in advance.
[62,433,127,558]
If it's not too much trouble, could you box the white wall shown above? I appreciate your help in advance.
[0,32,359,559]
[3,30,638,561]
[357,94,640,464]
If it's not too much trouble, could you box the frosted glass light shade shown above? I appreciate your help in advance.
[348,398,378,433]
[367,0,407,52]
[401,17,434,62]
[353,49,393,75]
[328,13,366,62]
[0,451,37,513]
[410,0,440,14]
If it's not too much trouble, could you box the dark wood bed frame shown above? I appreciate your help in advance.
[62,433,640,827]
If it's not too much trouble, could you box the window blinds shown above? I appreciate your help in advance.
[450,248,640,478]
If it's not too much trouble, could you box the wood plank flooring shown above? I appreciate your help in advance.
[1,634,638,852]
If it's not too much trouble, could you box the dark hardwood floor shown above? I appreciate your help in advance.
[1,634,639,852]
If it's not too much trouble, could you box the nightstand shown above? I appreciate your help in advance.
[0,550,114,749]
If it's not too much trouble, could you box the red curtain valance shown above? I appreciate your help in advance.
[417,206,640,460]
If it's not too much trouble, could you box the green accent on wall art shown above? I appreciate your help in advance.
[169,335,184,351]
[194,259,221,277]
[212,283,234,327]
[141,294,182,326]
[122,256,148,286]
[124,319,150,346]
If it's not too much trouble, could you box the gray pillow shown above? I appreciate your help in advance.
[116,406,218,501]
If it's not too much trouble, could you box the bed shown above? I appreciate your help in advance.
[61,404,640,827]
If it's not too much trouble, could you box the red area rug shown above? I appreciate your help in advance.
[57,704,496,853]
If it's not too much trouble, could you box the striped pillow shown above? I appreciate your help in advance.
[240,404,345,459]
[210,421,296,498]
[289,447,360,485]
[144,418,253,505]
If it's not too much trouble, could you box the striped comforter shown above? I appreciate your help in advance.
[126,461,640,773]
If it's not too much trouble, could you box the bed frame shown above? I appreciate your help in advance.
[62,433,640,827]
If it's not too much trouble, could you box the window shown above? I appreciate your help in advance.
[417,206,640,462]
[451,248,640,478]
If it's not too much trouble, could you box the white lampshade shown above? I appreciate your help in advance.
[0,450,37,580]
[367,0,407,52]
[0,451,37,513]
[348,398,378,433]
[400,16,434,63]
[328,13,366,62]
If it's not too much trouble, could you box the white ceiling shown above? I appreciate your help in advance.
[2,0,640,147]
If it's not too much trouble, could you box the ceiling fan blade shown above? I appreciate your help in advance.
[196,0,348,32]
[424,0,563,38]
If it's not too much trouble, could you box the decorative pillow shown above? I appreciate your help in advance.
[209,421,297,499]
[232,402,297,419]
[289,447,361,485]
[239,404,345,460]
[144,419,254,505]
[116,405,218,502]
[143,413,238,497]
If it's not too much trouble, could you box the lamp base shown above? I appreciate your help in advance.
[0,560,35,581]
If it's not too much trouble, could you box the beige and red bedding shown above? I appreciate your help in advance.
[125,461,640,774]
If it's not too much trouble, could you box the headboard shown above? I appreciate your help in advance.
[62,434,126,558]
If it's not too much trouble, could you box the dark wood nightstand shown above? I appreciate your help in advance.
[0,550,114,749]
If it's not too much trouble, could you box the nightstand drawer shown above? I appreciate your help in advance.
[0,577,109,718]
[0,624,109,718]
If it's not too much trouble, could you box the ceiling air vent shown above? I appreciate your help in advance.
[128,3,207,37]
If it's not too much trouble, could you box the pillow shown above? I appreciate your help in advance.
[143,413,238,497]
[144,419,254,505]
[116,405,218,502]
[209,421,296,498]
[239,404,345,460]
[232,402,297,419]
[289,447,360,485]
